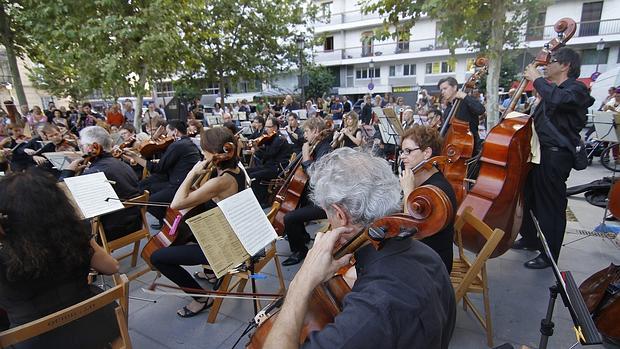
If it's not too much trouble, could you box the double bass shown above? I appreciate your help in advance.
[439,57,489,204]
[579,264,620,344]
[457,18,576,257]
[246,185,453,348]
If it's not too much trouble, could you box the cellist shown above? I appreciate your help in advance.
[263,148,456,349]
[514,48,595,269]
[280,117,333,266]
[438,77,485,152]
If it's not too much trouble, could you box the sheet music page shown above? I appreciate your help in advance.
[186,208,250,278]
[63,172,125,219]
[217,188,278,256]
[43,151,83,170]
[382,108,405,136]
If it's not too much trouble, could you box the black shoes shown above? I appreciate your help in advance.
[524,254,552,269]
[511,238,539,251]
[282,251,307,266]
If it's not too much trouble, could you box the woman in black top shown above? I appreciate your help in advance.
[399,125,457,273]
[0,168,120,348]
[333,111,362,148]
[150,127,247,318]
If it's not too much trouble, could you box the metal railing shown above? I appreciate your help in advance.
[314,8,386,27]
[525,18,620,41]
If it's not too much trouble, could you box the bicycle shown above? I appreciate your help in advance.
[599,141,620,172]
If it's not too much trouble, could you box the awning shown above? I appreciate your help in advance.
[510,77,593,92]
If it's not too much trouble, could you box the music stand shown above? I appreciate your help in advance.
[530,211,602,348]
[374,107,403,172]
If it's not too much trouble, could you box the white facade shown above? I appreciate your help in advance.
[312,0,620,100]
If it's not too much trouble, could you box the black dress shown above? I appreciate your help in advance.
[419,172,457,273]
[0,249,119,349]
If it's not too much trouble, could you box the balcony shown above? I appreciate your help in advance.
[525,18,620,41]
[314,9,385,28]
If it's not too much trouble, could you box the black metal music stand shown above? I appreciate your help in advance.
[530,211,602,348]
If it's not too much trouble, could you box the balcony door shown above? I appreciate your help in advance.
[579,1,603,36]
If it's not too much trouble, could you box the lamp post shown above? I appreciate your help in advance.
[368,59,375,91]
[296,35,305,104]
[595,38,605,74]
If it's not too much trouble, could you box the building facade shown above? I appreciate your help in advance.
[312,0,620,105]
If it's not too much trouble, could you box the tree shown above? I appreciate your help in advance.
[361,0,548,126]
[19,0,196,129]
[306,65,335,99]
[180,0,316,106]
[0,1,28,106]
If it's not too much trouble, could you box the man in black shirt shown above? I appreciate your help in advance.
[263,148,455,348]
[284,113,304,155]
[438,77,485,152]
[249,116,265,140]
[514,47,595,269]
[127,120,201,227]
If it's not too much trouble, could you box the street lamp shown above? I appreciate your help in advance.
[369,59,375,90]
[595,38,605,73]
[296,35,305,104]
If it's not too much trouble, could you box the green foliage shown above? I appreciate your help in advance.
[499,53,522,90]
[306,65,335,99]
[173,78,207,102]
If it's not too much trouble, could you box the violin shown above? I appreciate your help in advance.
[249,130,277,148]
[112,136,137,164]
[457,18,577,257]
[138,135,174,159]
[141,143,237,268]
[247,186,452,348]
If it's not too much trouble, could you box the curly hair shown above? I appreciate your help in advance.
[0,169,92,282]
[400,125,442,156]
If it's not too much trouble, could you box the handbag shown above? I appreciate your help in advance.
[539,102,588,171]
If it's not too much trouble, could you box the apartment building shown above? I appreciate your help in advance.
[313,0,620,105]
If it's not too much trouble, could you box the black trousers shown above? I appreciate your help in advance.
[284,202,326,253]
[520,148,573,262]
[247,166,279,205]
[150,244,207,300]
[139,174,178,220]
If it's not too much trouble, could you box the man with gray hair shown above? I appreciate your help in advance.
[263,147,456,349]
[61,126,142,241]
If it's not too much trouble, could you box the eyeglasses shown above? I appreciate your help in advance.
[549,58,559,64]
[399,147,420,156]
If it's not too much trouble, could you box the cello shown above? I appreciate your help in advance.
[579,264,620,344]
[457,18,577,257]
[246,185,453,348]
[439,57,488,205]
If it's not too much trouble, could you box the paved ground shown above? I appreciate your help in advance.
[101,159,620,349]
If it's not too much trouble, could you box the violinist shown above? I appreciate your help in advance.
[399,125,457,273]
[24,124,79,175]
[281,117,333,266]
[150,127,247,317]
[285,113,304,154]
[515,48,595,269]
[246,117,291,206]
[74,103,104,131]
[1,122,31,172]
[263,148,456,349]
[332,111,362,148]
[249,116,266,140]
[438,77,485,152]
[60,126,142,242]
[126,120,201,229]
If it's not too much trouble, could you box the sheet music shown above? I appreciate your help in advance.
[185,208,250,278]
[43,151,83,170]
[217,188,277,256]
[374,107,398,145]
[63,172,125,219]
[382,108,405,136]
[279,129,293,144]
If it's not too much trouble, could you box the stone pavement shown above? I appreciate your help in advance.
[101,160,619,349]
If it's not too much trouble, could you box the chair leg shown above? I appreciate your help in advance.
[207,275,232,324]
[130,241,140,267]
[482,272,493,347]
[272,253,287,295]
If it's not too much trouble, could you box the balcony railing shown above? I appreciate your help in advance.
[314,8,385,27]
[525,18,620,41]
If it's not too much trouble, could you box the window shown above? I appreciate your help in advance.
[324,36,334,51]
[361,31,373,57]
[403,64,416,76]
[581,48,609,65]
[389,65,396,77]
[396,28,410,53]
[0,50,11,83]
[320,2,332,20]
[425,61,454,74]
[356,68,381,79]
[526,10,546,41]
[580,2,603,36]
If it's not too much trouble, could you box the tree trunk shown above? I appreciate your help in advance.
[485,0,506,128]
[133,66,147,131]
[219,70,226,109]
[0,4,27,107]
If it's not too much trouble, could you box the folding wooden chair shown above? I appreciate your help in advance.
[451,206,505,347]
[94,191,151,280]
[0,274,131,349]
[207,201,287,323]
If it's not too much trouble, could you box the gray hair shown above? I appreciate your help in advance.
[308,148,401,226]
[79,126,114,152]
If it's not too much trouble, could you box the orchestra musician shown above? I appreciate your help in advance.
[263,148,456,349]
[126,120,201,229]
[23,123,79,175]
[281,117,333,266]
[60,126,143,242]
[0,168,121,348]
[332,111,362,148]
[284,113,304,155]
[427,108,443,130]
[398,125,457,273]
[249,116,266,140]
[150,127,247,317]
[514,47,595,269]
[1,121,31,172]
[438,77,485,152]
[246,116,292,207]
